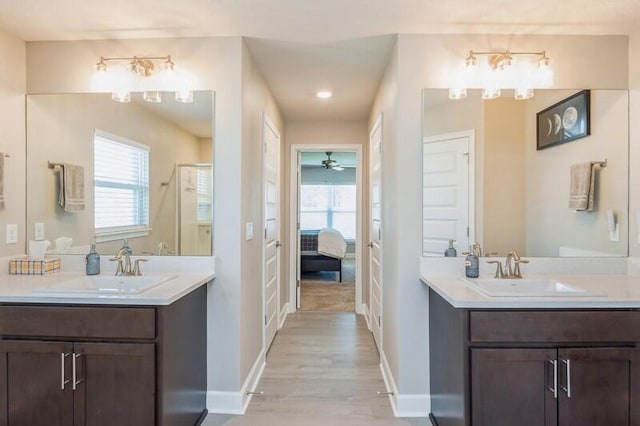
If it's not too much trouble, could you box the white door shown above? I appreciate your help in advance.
[422,131,473,256]
[263,115,281,350]
[369,114,383,351]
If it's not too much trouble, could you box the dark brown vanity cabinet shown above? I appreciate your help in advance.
[0,340,154,426]
[0,284,207,426]
[429,288,640,426]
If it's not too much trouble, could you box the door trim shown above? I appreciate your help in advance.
[288,144,363,314]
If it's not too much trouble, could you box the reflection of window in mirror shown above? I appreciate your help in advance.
[94,130,150,242]
[196,168,212,224]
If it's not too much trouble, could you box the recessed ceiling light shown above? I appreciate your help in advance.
[317,90,332,99]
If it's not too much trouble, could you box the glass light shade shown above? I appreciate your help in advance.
[111,91,131,103]
[482,88,501,100]
[175,90,194,103]
[514,88,534,100]
[143,91,162,103]
[92,69,109,92]
[448,88,467,100]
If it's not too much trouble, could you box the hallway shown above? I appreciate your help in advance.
[203,312,429,425]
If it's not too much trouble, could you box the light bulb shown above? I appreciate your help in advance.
[514,88,534,100]
[112,91,131,103]
[143,91,162,103]
[175,89,193,103]
[482,88,501,100]
[448,88,467,100]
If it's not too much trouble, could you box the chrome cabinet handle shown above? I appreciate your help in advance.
[72,353,84,390]
[61,353,71,390]
[560,358,571,398]
[546,359,558,399]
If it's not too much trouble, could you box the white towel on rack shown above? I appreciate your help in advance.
[568,162,595,211]
[57,163,85,213]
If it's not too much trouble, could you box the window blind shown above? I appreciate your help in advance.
[94,132,149,233]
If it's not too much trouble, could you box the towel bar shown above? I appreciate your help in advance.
[48,161,63,169]
[591,159,607,168]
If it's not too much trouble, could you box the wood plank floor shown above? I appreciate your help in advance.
[203,312,430,425]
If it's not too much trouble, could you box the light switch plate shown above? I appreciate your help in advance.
[246,222,254,241]
[6,224,18,244]
[34,222,45,241]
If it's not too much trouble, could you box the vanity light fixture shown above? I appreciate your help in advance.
[93,55,194,103]
[449,50,553,100]
[317,90,332,99]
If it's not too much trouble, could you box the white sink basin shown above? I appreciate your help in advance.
[33,275,177,295]
[461,278,604,297]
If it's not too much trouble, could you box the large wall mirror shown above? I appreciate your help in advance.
[26,91,213,256]
[422,89,629,257]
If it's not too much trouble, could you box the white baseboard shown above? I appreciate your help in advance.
[361,303,371,330]
[279,302,289,328]
[207,348,266,415]
[379,350,430,418]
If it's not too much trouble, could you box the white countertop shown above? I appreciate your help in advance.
[0,271,215,306]
[421,274,640,308]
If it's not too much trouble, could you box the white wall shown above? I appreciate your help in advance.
[0,29,25,257]
[368,38,401,394]
[368,33,628,412]
[239,39,284,386]
[524,90,628,256]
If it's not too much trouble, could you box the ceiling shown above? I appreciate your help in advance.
[1,0,638,122]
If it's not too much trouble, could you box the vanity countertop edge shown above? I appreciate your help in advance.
[421,274,640,309]
[0,272,215,306]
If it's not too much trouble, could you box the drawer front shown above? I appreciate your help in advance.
[0,305,155,339]
[470,310,640,343]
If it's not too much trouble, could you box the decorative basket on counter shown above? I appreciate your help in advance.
[9,256,61,275]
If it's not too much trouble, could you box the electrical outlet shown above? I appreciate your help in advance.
[6,224,18,244]
[34,222,45,241]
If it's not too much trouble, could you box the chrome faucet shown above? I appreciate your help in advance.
[487,251,529,279]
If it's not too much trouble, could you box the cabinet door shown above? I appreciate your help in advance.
[472,348,558,426]
[73,342,155,426]
[558,347,640,426]
[0,340,74,426]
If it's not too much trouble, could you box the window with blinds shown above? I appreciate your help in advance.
[196,167,212,223]
[300,184,356,240]
[94,130,150,241]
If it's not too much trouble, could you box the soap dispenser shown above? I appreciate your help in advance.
[86,243,100,276]
[464,245,479,278]
[444,240,457,257]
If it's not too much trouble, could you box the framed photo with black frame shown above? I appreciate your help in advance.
[536,90,590,150]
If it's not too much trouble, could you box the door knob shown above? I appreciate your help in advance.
[368,242,374,248]
[276,241,282,248]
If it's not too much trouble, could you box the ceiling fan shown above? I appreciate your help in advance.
[321,152,344,171]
